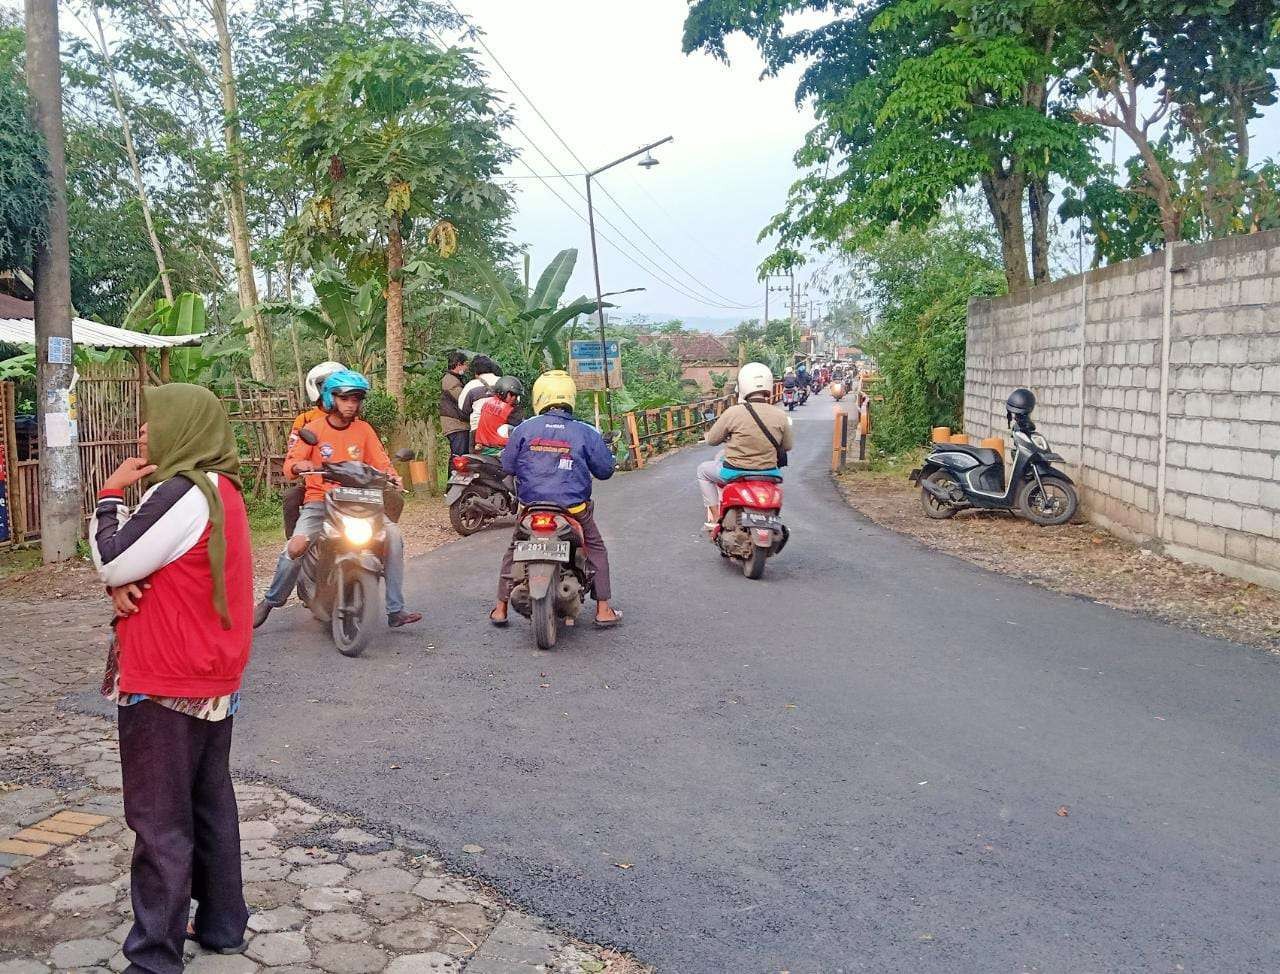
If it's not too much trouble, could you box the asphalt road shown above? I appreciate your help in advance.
[242,402,1280,973]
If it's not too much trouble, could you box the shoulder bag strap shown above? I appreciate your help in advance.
[742,402,784,466]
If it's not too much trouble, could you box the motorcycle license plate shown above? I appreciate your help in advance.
[331,487,383,504]
[513,540,570,563]
[741,512,780,529]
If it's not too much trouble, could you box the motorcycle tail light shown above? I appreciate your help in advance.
[753,487,777,505]
[529,512,558,532]
[451,456,471,473]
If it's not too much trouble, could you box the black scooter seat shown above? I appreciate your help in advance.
[930,442,1003,465]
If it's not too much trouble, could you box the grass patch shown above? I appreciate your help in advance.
[0,546,43,580]
[245,490,284,546]
[862,446,929,477]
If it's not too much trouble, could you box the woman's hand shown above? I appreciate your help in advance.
[102,457,157,493]
[110,582,150,618]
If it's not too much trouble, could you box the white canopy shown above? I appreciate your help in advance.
[0,316,203,350]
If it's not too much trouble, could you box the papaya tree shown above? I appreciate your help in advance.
[286,39,511,410]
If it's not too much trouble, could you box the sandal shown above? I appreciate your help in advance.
[388,611,423,628]
[489,609,510,628]
[593,610,623,630]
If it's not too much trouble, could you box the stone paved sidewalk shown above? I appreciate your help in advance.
[0,600,646,974]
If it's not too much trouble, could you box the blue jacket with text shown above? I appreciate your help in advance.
[501,408,616,509]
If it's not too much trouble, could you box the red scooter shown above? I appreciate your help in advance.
[710,475,789,579]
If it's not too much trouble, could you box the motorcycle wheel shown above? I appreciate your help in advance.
[448,489,487,536]
[332,569,378,657]
[531,591,558,650]
[920,470,962,519]
[1018,475,1078,527]
[743,546,768,580]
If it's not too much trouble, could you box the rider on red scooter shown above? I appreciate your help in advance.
[697,363,794,529]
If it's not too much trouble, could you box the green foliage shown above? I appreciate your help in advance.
[260,264,386,377]
[686,0,1099,287]
[446,248,612,393]
[616,337,688,411]
[0,22,48,273]
[361,390,399,440]
[845,207,1006,453]
[286,39,512,276]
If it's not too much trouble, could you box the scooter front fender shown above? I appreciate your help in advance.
[335,549,383,577]
[1032,463,1073,484]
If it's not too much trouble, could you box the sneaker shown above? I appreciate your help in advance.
[388,611,423,628]
[253,600,274,629]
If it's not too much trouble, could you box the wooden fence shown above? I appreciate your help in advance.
[0,373,302,543]
[220,381,300,494]
[622,383,784,468]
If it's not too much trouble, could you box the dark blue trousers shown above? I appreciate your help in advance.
[118,700,248,974]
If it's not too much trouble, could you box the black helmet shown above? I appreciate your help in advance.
[1006,387,1036,416]
[494,375,524,398]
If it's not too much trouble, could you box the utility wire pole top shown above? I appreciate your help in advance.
[584,136,674,431]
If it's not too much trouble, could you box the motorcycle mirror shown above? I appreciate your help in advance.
[393,448,415,462]
[298,428,319,446]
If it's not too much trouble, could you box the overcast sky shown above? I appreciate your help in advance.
[440,0,816,328]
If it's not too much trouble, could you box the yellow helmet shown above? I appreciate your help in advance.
[532,370,577,415]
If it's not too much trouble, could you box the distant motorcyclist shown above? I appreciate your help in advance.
[440,350,471,459]
[782,368,798,391]
[283,361,346,537]
[489,370,621,629]
[698,363,794,528]
[254,370,422,630]
[474,376,525,456]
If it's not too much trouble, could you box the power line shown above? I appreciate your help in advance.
[424,24,756,311]
[439,0,758,310]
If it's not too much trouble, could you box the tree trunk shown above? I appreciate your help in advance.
[92,4,173,302]
[1028,178,1053,285]
[211,0,274,383]
[385,219,406,407]
[283,267,306,401]
[981,172,1031,291]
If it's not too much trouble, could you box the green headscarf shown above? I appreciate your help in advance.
[142,384,242,629]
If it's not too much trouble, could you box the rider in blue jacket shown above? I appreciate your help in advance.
[490,370,622,629]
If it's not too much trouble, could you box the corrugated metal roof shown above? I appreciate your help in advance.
[0,317,203,349]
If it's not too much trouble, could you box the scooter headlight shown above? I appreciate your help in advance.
[341,515,374,546]
[1031,433,1049,450]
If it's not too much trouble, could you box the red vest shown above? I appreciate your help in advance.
[115,477,254,698]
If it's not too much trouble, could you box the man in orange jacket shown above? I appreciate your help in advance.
[255,370,422,629]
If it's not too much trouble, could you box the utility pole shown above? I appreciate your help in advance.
[788,272,797,353]
[25,0,81,563]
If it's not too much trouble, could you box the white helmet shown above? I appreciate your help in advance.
[737,362,774,403]
[305,361,347,404]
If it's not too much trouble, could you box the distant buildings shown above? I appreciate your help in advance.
[634,332,738,392]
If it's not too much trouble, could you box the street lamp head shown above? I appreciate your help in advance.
[638,152,660,170]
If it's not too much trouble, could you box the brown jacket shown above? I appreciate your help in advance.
[440,371,469,435]
[706,400,794,470]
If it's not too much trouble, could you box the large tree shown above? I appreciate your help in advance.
[684,0,1098,289]
[0,16,47,274]
[287,39,511,408]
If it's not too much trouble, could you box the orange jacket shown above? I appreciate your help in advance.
[284,417,392,505]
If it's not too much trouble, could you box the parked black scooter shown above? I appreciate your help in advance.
[445,453,516,536]
[909,389,1078,526]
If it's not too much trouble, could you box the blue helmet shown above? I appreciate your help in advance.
[321,369,371,410]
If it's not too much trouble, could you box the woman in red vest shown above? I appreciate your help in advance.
[91,384,254,973]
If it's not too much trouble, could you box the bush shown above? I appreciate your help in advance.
[362,390,399,440]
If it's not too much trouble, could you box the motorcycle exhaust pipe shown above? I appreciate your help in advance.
[920,477,955,503]
[465,492,509,516]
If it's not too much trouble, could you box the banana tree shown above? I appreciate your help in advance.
[138,293,245,386]
[444,248,635,384]
[259,266,386,378]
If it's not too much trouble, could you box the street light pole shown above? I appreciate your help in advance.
[585,135,673,430]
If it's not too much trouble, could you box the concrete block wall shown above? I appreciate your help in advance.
[964,230,1280,589]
